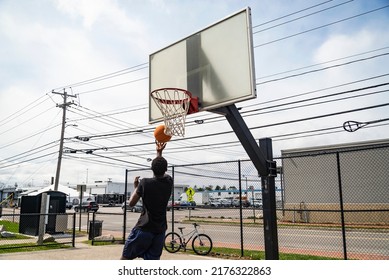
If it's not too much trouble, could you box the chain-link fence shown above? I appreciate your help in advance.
[279,143,389,260]
[0,209,76,250]
[123,143,389,260]
[2,144,388,259]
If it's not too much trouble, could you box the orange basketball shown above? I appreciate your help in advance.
[154,125,172,143]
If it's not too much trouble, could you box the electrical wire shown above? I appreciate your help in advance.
[253,0,353,34]
[256,46,389,81]
[252,0,334,28]
[256,53,389,85]
[3,2,389,179]
[254,4,389,48]
[0,151,58,170]
[0,95,50,127]
[52,63,148,90]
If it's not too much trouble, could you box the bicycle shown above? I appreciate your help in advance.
[164,223,213,255]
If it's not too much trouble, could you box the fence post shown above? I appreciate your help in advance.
[37,193,48,245]
[123,169,128,243]
[238,160,244,257]
[72,212,76,247]
[259,138,279,260]
[336,152,348,260]
[171,165,175,233]
[91,211,95,245]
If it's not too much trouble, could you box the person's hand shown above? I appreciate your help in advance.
[134,176,140,188]
[156,141,166,157]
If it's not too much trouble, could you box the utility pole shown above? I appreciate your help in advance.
[52,89,76,191]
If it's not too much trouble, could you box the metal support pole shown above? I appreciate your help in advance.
[210,105,268,176]
[171,165,175,233]
[336,152,348,260]
[123,169,128,242]
[211,104,279,259]
[238,160,244,257]
[259,138,279,260]
[72,212,76,247]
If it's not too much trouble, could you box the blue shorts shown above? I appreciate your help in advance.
[122,227,165,260]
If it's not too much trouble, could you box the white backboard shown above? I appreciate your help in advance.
[149,7,256,123]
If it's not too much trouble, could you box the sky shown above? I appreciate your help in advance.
[1,0,389,189]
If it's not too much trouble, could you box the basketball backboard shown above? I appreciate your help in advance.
[149,7,256,123]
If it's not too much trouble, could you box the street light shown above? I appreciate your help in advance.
[243,175,256,223]
[242,175,248,194]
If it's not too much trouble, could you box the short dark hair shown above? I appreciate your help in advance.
[151,156,167,176]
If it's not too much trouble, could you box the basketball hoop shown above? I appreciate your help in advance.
[150,88,198,137]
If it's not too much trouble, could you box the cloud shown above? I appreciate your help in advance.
[314,28,388,63]
[55,0,146,36]
[55,0,109,29]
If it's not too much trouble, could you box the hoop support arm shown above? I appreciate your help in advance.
[210,104,269,176]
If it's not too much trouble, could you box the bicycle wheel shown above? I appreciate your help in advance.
[192,234,212,255]
[164,232,182,253]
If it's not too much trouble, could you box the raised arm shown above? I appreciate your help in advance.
[156,141,166,157]
[129,176,141,207]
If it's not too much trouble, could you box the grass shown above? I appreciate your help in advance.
[0,220,32,240]
[0,242,70,254]
[0,220,71,254]
[0,220,19,233]
[0,219,368,259]
[174,246,340,260]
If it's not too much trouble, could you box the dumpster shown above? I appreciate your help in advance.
[89,220,103,240]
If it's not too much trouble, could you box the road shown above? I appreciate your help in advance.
[92,207,389,259]
[2,206,388,259]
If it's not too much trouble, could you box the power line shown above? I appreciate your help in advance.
[0,123,61,150]
[256,53,389,85]
[4,3,389,177]
[62,120,389,169]
[242,85,389,118]
[252,0,334,28]
[254,4,389,48]
[258,73,389,105]
[0,141,58,163]
[63,82,389,142]
[76,76,148,95]
[63,102,389,154]
[6,81,386,173]
[0,151,58,170]
[253,0,353,34]
[0,95,50,127]
[52,63,148,90]
[183,80,389,128]
[256,46,389,81]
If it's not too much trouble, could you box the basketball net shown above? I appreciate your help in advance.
[150,88,192,137]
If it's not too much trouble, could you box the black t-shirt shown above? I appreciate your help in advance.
[134,175,173,233]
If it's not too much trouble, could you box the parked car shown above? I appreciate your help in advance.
[122,201,143,213]
[209,200,221,207]
[252,199,263,208]
[220,199,233,207]
[167,200,181,211]
[179,200,196,210]
[65,200,73,210]
[73,201,99,212]
[189,201,196,209]
[242,199,251,207]
[232,199,251,208]
[232,199,241,207]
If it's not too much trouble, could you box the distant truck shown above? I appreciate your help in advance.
[179,192,209,206]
